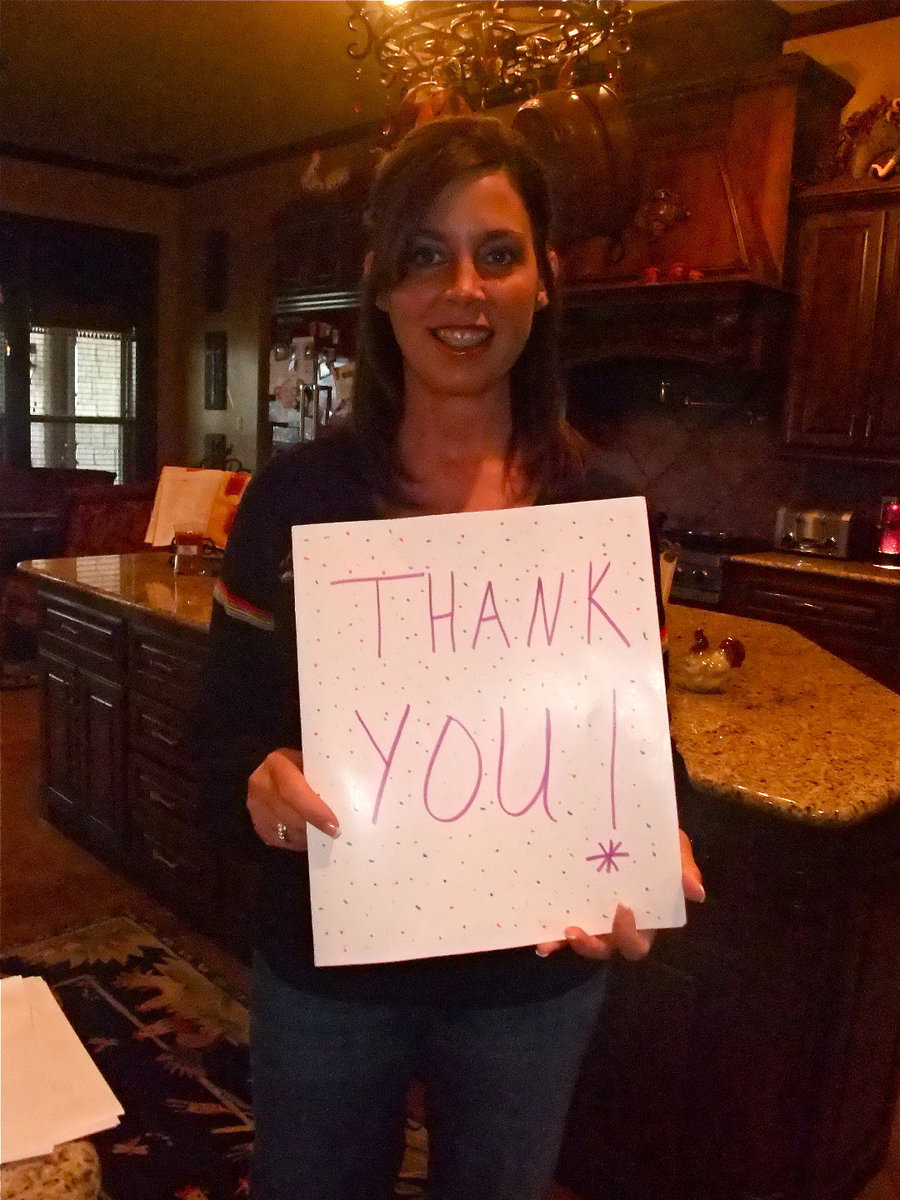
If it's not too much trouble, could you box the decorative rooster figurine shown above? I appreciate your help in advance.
[678,628,746,693]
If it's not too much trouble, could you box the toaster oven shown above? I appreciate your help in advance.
[773,506,858,558]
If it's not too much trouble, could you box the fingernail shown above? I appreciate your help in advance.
[535,947,550,958]
[564,927,579,940]
[324,821,340,838]
[696,884,706,902]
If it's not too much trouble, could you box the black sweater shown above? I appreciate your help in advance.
[194,431,687,1005]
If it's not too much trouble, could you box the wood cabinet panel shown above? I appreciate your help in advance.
[785,209,884,445]
[560,949,702,1200]
[80,671,126,851]
[41,651,79,818]
[39,647,127,857]
[869,209,900,453]
[783,187,900,460]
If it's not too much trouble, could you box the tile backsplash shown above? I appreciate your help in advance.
[566,362,898,542]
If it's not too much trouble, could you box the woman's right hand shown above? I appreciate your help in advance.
[247,748,340,852]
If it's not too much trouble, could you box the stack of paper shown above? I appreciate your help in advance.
[0,975,123,1164]
[144,466,250,549]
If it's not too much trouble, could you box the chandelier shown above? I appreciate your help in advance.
[346,2,633,113]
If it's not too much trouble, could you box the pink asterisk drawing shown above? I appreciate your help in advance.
[586,840,630,873]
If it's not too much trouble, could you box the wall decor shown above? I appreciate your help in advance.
[204,331,227,411]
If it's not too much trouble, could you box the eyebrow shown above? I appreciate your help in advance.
[412,227,525,241]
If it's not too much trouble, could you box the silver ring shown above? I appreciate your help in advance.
[276,822,288,843]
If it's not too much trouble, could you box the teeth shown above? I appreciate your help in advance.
[432,327,492,348]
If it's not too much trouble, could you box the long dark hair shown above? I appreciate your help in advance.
[349,115,587,504]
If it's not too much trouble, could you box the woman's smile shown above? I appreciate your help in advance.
[429,324,495,352]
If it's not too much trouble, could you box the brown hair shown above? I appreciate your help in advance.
[349,115,587,503]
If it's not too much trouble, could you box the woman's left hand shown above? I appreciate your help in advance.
[535,829,705,962]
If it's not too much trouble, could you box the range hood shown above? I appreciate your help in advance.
[561,278,790,371]
[557,25,854,370]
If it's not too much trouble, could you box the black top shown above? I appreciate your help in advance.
[194,430,687,1006]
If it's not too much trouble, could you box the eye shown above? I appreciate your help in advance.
[404,238,446,271]
[478,238,525,273]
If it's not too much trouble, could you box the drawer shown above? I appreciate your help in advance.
[129,692,195,774]
[744,586,890,632]
[724,565,900,643]
[130,752,203,825]
[41,597,126,677]
[129,624,205,712]
[132,803,217,916]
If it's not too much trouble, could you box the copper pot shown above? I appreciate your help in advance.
[512,85,639,249]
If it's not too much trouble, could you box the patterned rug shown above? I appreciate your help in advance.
[0,657,40,690]
[0,917,427,1200]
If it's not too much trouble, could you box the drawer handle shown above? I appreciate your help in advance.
[151,847,180,871]
[53,615,114,641]
[144,783,177,812]
[149,725,180,749]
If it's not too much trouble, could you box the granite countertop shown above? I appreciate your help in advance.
[667,606,900,826]
[21,554,900,827]
[729,550,900,587]
[20,552,215,631]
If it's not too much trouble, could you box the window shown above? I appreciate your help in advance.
[0,213,158,481]
[28,327,137,480]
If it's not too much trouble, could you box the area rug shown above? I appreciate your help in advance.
[0,657,40,690]
[0,916,427,1200]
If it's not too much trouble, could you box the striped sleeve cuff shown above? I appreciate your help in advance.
[213,579,275,631]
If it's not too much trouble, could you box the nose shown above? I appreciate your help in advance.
[444,254,485,302]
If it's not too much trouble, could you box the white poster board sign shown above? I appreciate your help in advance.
[293,497,684,966]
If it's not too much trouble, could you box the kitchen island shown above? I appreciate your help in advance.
[562,605,900,1200]
[20,553,900,1200]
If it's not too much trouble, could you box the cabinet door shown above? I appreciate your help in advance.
[784,208,886,449]
[867,207,900,455]
[40,651,80,818]
[80,670,127,854]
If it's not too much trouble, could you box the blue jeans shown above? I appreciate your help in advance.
[250,954,607,1200]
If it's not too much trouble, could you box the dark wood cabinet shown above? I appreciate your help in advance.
[783,184,900,459]
[126,621,220,926]
[721,558,900,690]
[43,653,79,814]
[34,580,251,947]
[80,671,127,852]
[558,791,900,1200]
[38,596,128,860]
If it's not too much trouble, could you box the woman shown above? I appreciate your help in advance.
[197,115,704,1200]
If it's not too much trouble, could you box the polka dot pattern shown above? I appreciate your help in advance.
[292,498,685,965]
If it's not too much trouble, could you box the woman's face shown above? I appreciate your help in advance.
[376,169,549,411]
